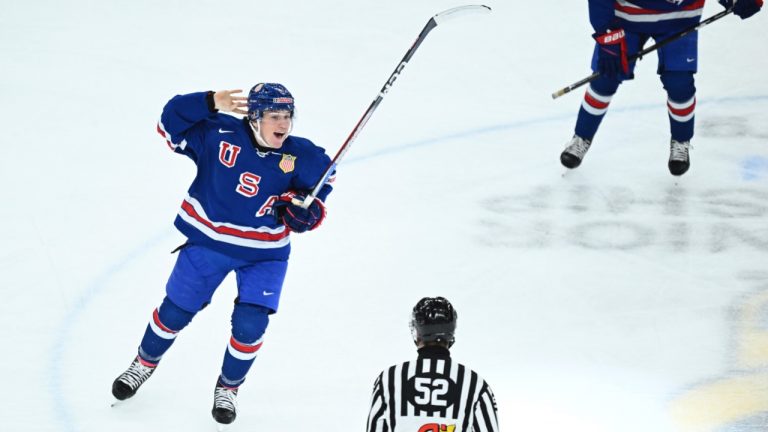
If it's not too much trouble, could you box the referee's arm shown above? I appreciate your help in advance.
[472,382,500,432]
[366,373,389,432]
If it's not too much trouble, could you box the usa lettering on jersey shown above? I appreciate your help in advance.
[156,91,333,260]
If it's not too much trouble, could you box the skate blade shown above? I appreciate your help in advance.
[111,397,133,408]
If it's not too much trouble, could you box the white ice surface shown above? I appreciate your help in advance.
[1,1,767,431]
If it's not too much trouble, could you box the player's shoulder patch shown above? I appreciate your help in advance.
[278,153,297,173]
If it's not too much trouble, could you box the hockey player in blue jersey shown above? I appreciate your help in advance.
[111,83,334,427]
[560,0,762,176]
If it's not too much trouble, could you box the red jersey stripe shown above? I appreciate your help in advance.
[180,200,289,242]
[615,0,704,15]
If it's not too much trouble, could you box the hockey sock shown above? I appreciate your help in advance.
[137,296,195,363]
[574,76,620,140]
[219,303,270,387]
[661,71,696,142]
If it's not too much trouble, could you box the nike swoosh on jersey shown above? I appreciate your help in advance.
[219,128,234,133]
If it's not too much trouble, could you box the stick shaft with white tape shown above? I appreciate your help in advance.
[295,5,492,208]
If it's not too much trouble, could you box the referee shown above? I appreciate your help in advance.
[366,297,499,432]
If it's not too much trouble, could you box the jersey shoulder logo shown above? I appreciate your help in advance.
[279,154,297,173]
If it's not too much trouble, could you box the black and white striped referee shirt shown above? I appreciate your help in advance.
[367,345,499,432]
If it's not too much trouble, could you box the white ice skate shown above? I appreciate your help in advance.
[668,139,691,176]
[560,135,592,169]
[212,382,239,429]
[111,356,157,402]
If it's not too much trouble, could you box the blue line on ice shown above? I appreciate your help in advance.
[347,94,768,165]
[48,232,171,432]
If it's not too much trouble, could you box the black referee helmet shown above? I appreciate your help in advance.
[410,296,457,348]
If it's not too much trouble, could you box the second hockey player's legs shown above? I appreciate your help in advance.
[658,31,698,176]
[662,71,696,176]
[561,76,620,168]
[561,33,646,169]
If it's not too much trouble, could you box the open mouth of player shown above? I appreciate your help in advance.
[274,132,286,139]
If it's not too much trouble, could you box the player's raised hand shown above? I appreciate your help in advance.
[213,90,248,114]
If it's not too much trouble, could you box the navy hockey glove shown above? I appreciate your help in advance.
[272,191,326,233]
[720,0,763,19]
[593,29,629,78]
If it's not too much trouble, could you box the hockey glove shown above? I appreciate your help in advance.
[593,28,629,78]
[720,0,763,19]
[272,191,326,233]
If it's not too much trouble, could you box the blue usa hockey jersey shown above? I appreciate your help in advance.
[156,91,334,261]
[589,0,705,34]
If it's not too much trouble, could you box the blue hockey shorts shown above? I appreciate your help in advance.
[165,244,288,314]
[591,29,698,80]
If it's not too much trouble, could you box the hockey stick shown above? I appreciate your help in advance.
[293,4,492,208]
[551,8,733,100]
